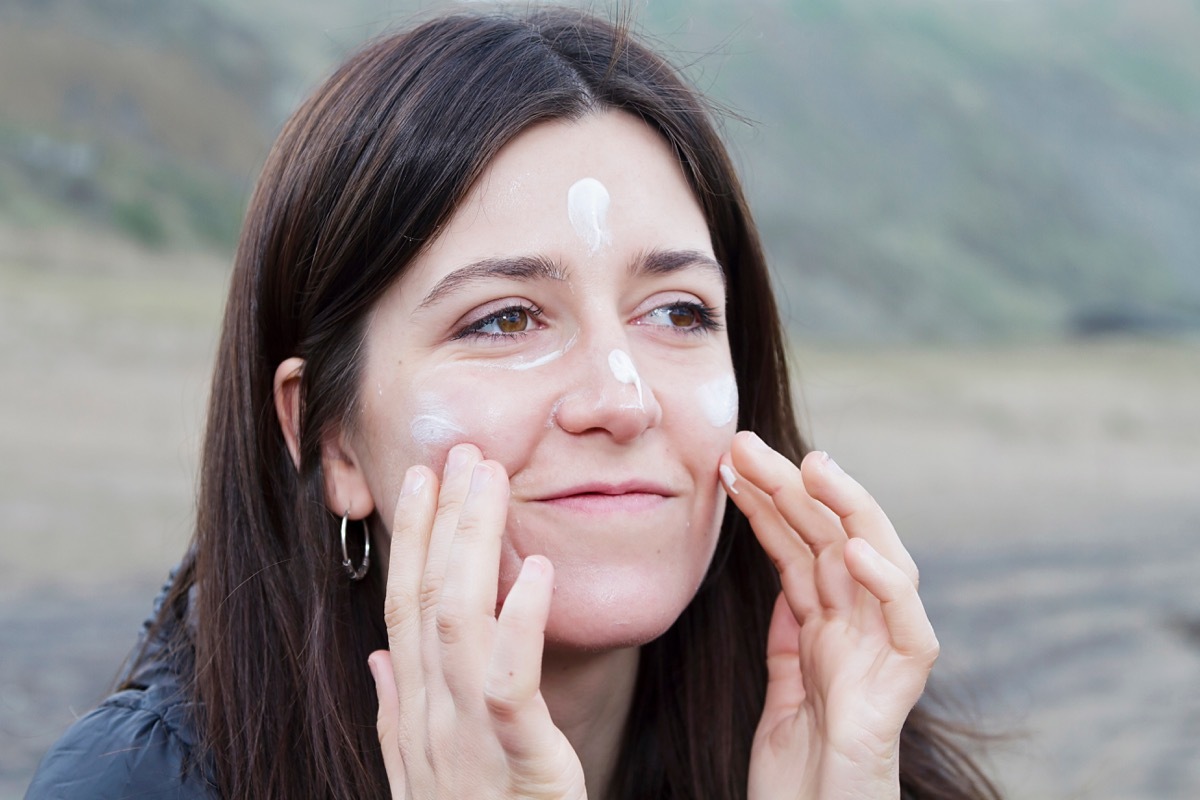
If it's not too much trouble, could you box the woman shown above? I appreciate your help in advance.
[27,7,999,799]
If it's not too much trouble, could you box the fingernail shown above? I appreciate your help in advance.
[747,432,770,452]
[719,464,739,495]
[469,462,493,494]
[366,655,380,686]
[820,451,845,476]
[446,445,470,477]
[519,555,546,580]
[400,467,425,498]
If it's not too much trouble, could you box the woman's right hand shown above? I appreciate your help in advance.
[367,443,587,799]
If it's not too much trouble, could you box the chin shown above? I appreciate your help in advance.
[538,570,701,653]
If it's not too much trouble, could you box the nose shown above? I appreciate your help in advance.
[552,344,663,443]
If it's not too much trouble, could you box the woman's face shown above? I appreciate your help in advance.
[343,110,737,651]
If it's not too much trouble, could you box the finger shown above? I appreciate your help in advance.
[760,592,807,728]
[437,460,509,700]
[729,432,845,556]
[844,538,939,663]
[384,465,439,695]
[485,555,560,759]
[801,451,920,585]
[420,444,482,676]
[720,458,819,621]
[368,650,409,798]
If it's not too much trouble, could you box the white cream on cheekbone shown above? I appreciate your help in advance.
[697,373,738,428]
[607,349,644,409]
[567,177,611,253]
[508,332,578,371]
[409,396,467,447]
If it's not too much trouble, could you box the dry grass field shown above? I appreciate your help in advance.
[1,229,1197,799]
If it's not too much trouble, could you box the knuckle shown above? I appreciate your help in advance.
[434,606,466,645]
[436,495,465,521]
[418,574,443,615]
[383,589,419,632]
[483,682,524,722]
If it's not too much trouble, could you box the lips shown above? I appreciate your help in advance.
[531,480,675,514]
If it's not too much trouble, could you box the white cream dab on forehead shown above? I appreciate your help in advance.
[607,348,644,408]
[567,177,611,253]
[698,373,738,428]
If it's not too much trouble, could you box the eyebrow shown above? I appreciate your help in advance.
[416,248,725,311]
[417,255,567,310]
[635,248,725,283]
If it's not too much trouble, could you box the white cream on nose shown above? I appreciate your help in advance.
[607,348,644,409]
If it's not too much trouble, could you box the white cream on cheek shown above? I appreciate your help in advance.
[607,348,644,409]
[697,372,738,428]
[505,332,578,372]
[409,393,467,448]
[567,177,611,253]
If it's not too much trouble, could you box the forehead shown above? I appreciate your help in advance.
[403,110,715,291]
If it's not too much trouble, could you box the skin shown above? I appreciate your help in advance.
[274,111,938,799]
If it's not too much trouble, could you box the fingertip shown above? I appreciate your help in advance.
[366,650,392,700]
[799,449,830,477]
[732,429,757,446]
[443,442,482,480]
[719,462,740,496]
[799,449,855,499]
[518,554,553,584]
[394,465,435,510]
[731,429,768,456]
[400,465,426,497]
[729,430,778,477]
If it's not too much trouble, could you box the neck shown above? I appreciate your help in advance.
[540,645,639,800]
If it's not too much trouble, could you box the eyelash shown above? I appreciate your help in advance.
[452,300,723,341]
[453,303,545,341]
[653,301,723,335]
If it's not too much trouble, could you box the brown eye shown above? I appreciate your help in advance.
[642,303,706,330]
[667,307,699,328]
[459,305,540,339]
[496,308,529,333]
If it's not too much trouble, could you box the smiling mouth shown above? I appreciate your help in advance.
[532,481,674,514]
[537,491,669,514]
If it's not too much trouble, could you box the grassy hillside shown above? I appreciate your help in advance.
[1,0,1198,341]
[0,0,276,247]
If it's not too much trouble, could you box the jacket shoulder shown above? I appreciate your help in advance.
[25,686,214,799]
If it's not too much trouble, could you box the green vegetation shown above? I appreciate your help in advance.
[1,0,1197,341]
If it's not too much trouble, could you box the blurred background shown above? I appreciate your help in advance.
[0,0,1196,797]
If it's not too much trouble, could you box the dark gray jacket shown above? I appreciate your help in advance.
[25,575,216,799]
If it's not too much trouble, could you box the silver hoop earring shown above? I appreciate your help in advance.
[340,510,370,581]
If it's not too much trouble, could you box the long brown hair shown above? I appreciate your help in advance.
[136,8,1000,799]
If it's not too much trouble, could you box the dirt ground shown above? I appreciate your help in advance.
[1,230,1197,799]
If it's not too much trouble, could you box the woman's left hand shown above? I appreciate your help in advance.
[722,432,939,800]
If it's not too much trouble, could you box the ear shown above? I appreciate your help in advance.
[274,357,306,469]
[273,357,376,519]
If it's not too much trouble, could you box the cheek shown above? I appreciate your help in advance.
[656,366,738,449]
[695,371,739,430]
[397,368,558,475]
